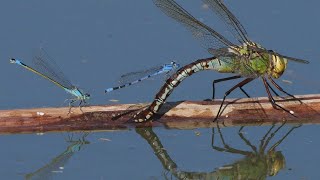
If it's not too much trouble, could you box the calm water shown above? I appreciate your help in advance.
[0,0,319,179]
[1,125,320,179]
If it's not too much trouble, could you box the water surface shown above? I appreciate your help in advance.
[0,124,319,179]
[0,0,319,179]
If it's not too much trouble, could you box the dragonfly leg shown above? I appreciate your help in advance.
[269,77,302,104]
[79,100,84,113]
[262,77,296,117]
[260,121,286,153]
[212,124,252,155]
[68,99,76,114]
[83,100,92,110]
[268,124,302,152]
[214,78,254,121]
[212,75,242,100]
[258,124,275,153]
[238,126,244,132]
[266,81,280,97]
[238,127,258,153]
[239,86,250,98]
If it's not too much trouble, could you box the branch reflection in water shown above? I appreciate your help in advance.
[136,121,301,180]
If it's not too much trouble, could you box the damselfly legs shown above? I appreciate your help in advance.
[10,48,90,113]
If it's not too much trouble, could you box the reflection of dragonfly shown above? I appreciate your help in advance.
[134,0,309,122]
[105,61,180,93]
[10,48,90,112]
[137,123,300,180]
[211,122,301,179]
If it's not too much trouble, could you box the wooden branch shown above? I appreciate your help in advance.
[0,94,320,134]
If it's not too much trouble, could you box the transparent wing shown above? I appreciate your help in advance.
[203,0,309,63]
[248,47,310,64]
[208,47,236,57]
[273,53,309,64]
[202,0,250,44]
[119,65,164,84]
[153,0,235,52]
[32,48,74,89]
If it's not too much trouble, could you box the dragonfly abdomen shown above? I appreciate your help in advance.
[134,57,228,122]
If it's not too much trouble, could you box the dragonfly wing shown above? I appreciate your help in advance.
[119,65,164,84]
[250,47,310,64]
[208,47,236,57]
[32,48,74,89]
[275,54,309,64]
[153,0,235,51]
[202,0,250,44]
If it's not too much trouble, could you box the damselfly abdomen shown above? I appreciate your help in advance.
[10,48,90,113]
[105,61,180,93]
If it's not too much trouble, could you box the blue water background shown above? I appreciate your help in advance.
[0,0,319,179]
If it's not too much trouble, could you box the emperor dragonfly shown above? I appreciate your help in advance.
[133,0,309,122]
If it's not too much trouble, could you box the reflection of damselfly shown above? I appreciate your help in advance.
[25,132,90,180]
[105,61,180,93]
[10,48,90,113]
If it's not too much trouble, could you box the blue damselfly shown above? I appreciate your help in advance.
[105,61,180,93]
[10,48,90,113]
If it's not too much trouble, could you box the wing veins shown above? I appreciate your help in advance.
[154,0,235,51]
[32,48,74,89]
[202,0,250,44]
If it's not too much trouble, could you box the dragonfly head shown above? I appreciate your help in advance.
[268,51,288,79]
[9,58,16,63]
[171,61,180,69]
[267,151,286,176]
[84,93,90,99]
[9,58,23,65]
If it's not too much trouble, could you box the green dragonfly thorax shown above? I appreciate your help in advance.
[242,43,288,79]
[214,43,288,79]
